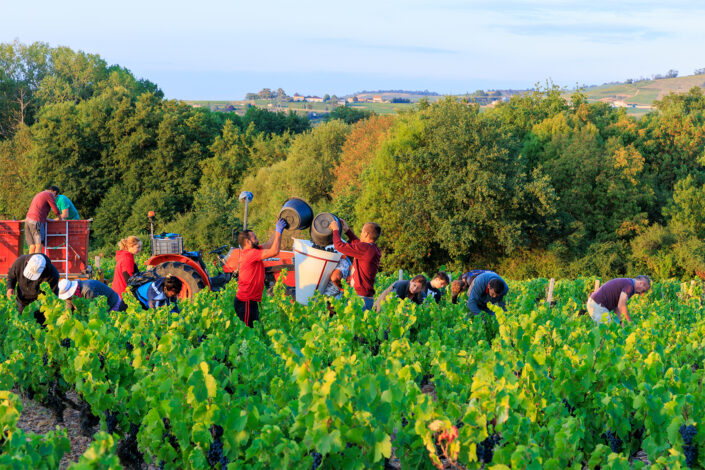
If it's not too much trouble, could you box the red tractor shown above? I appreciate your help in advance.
[145,195,296,299]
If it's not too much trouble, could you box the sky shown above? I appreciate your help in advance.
[2,0,704,100]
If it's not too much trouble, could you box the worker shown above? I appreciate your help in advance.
[112,236,142,298]
[25,186,62,254]
[425,272,450,303]
[587,276,651,324]
[451,269,485,304]
[58,278,126,311]
[234,218,288,327]
[330,219,381,311]
[322,253,352,299]
[6,254,59,318]
[147,276,183,312]
[374,275,428,311]
[467,271,509,316]
[55,193,80,220]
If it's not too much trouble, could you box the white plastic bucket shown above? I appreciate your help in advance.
[293,239,342,305]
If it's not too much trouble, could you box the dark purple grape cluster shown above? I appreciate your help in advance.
[476,433,501,463]
[603,430,622,453]
[125,341,134,352]
[206,425,227,469]
[561,398,575,416]
[162,417,179,451]
[99,354,105,369]
[680,425,698,467]
[42,353,48,366]
[105,411,118,434]
[60,338,71,349]
[310,451,323,470]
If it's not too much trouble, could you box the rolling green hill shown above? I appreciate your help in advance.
[581,74,705,111]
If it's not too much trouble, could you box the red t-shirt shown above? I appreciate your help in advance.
[236,247,265,302]
[26,191,60,223]
[112,250,137,298]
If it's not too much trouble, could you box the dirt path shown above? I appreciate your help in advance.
[14,389,93,469]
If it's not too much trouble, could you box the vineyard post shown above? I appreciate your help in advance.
[399,269,403,281]
[546,278,555,306]
[594,279,600,292]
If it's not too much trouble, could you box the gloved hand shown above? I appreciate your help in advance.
[276,218,288,234]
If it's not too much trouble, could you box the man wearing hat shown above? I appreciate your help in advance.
[6,254,60,315]
[58,278,125,312]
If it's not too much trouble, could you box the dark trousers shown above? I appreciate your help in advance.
[234,298,260,328]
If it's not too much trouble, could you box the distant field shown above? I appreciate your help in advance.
[582,74,705,109]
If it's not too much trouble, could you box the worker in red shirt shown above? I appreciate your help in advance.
[330,218,381,311]
[25,185,63,254]
[235,218,288,327]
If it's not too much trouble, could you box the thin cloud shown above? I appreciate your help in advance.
[501,23,673,43]
[303,37,459,55]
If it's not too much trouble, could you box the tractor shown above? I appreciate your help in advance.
[145,192,295,299]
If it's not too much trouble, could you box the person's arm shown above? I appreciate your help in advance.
[331,221,369,259]
[48,195,62,220]
[374,283,396,312]
[6,260,19,298]
[259,232,276,250]
[466,279,485,315]
[260,219,287,260]
[616,291,630,323]
[330,269,343,290]
[61,208,69,219]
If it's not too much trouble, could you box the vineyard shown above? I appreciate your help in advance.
[0,274,704,469]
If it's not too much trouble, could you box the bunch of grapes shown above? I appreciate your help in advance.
[42,353,48,366]
[162,417,179,451]
[476,433,501,463]
[98,354,105,369]
[310,451,323,470]
[603,430,622,453]
[105,411,118,434]
[60,338,71,349]
[206,425,228,469]
[561,398,575,416]
[125,341,134,352]
[680,425,698,468]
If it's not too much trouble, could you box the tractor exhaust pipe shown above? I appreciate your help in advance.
[238,191,253,231]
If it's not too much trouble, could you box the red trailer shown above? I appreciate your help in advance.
[0,220,91,278]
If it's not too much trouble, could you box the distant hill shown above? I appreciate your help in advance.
[581,74,705,114]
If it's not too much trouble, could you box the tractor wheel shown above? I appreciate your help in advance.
[154,261,207,299]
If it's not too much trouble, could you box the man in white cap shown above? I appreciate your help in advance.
[6,254,59,316]
[58,278,125,312]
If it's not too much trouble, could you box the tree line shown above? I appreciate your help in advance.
[2,41,705,279]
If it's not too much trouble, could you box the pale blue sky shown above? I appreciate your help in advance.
[2,0,704,99]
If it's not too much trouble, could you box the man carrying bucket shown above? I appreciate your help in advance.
[330,219,381,311]
[234,218,288,327]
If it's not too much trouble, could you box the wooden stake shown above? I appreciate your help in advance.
[594,279,600,292]
[398,269,403,281]
[547,278,555,305]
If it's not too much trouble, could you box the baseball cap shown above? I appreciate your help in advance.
[23,255,46,281]
[58,279,79,300]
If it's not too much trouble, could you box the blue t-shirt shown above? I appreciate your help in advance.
[147,278,180,312]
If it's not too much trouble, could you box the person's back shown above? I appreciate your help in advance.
[587,277,650,324]
[80,280,121,310]
[467,271,508,315]
[55,194,80,220]
[112,237,142,298]
[6,254,60,313]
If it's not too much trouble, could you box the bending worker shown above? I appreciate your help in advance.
[587,275,651,324]
[467,271,509,316]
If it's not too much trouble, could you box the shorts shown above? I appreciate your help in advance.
[234,298,260,327]
[24,219,44,246]
[587,297,612,324]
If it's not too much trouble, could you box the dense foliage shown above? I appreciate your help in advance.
[2,41,705,278]
[1,274,704,468]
